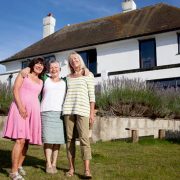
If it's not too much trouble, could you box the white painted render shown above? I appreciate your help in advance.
[156,32,179,66]
[43,14,56,38]
[97,39,139,73]
[3,60,22,72]
[0,31,179,85]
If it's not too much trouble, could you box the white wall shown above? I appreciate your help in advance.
[96,31,180,75]
[55,51,70,77]
[2,60,22,72]
[156,32,179,66]
[0,72,18,85]
[0,30,179,84]
[97,39,139,73]
[108,67,180,82]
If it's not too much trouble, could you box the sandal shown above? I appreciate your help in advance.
[9,172,25,180]
[84,170,92,179]
[52,166,58,174]
[18,166,26,176]
[65,169,74,177]
[46,166,54,174]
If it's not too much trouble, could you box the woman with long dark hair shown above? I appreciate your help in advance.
[3,57,46,180]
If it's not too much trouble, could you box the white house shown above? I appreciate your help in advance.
[0,1,180,88]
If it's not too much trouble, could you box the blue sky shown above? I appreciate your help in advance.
[0,0,180,72]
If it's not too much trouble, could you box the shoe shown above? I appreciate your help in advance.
[46,166,54,174]
[65,169,74,177]
[52,166,58,174]
[84,170,92,179]
[18,167,26,176]
[9,172,25,180]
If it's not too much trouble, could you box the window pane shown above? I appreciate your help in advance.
[78,49,97,75]
[88,50,97,74]
[140,39,156,68]
[148,77,180,89]
[178,34,180,54]
[21,60,29,69]
[44,55,56,72]
[79,52,88,67]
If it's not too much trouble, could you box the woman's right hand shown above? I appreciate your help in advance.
[20,67,30,78]
[18,106,28,119]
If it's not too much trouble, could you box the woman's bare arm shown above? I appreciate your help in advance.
[13,73,28,119]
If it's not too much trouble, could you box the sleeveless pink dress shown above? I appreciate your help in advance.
[3,76,43,145]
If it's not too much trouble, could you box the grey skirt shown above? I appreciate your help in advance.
[41,111,66,144]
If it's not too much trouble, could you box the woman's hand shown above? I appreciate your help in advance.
[89,112,95,129]
[89,102,95,129]
[18,106,28,119]
[21,67,30,78]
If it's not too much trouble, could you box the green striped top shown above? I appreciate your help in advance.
[63,75,95,117]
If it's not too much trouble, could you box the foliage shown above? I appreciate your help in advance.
[0,82,13,115]
[95,77,180,118]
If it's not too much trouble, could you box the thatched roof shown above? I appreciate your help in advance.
[1,3,180,63]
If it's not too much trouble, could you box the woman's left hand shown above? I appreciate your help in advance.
[89,113,95,129]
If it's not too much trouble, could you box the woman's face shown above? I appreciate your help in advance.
[49,62,60,78]
[69,55,81,70]
[33,62,44,75]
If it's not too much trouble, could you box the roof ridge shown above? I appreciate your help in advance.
[55,3,176,34]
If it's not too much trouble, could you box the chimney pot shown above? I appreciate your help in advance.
[122,0,136,13]
[48,13,53,17]
[43,13,56,38]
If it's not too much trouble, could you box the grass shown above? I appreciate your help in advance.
[0,138,179,180]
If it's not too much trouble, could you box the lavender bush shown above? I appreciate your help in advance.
[95,77,180,119]
[0,81,13,115]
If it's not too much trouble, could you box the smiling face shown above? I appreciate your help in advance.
[49,62,60,78]
[33,62,44,75]
[69,54,81,70]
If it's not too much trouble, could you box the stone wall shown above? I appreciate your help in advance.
[1,116,180,142]
[92,116,180,142]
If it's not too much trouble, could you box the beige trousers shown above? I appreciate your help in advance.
[64,115,92,160]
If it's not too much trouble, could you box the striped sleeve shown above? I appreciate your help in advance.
[87,74,95,102]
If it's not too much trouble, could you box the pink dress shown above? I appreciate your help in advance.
[3,76,43,145]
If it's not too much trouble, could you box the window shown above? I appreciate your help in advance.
[78,49,97,74]
[139,39,156,69]
[44,55,56,72]
[178,33,180,54]
[21,59,30,69]
[147,77,180,89]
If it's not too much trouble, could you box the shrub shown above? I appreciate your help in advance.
[0,81,13,115]
[95,77,180,119]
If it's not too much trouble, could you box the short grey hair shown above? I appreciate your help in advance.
[47,59,61,71]
[48,59,60,66]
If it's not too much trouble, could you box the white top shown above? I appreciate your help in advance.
[41,77,66,112]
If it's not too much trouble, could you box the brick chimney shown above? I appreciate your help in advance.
[43,13,56,38]
[122,0,136,13]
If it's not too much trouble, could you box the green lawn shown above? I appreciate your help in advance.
[0,138,179,180]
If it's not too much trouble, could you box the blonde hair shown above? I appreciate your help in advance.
[68,52,86,74]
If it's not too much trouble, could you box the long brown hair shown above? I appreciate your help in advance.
[28,57,46,78]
